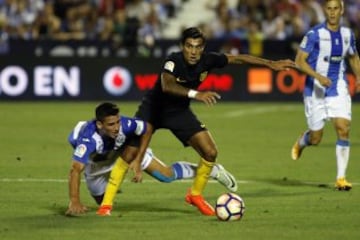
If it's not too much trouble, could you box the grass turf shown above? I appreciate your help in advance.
[0,102,359,240]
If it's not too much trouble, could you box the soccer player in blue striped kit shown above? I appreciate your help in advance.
[66,102,237,216]
[291,0,360,190]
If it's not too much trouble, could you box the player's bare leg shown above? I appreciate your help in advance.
[291,130,322,160]
[186,131,216,216]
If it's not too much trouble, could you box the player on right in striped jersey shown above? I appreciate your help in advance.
[291,0,360,190]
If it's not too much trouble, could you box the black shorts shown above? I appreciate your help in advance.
[135,104,206,146]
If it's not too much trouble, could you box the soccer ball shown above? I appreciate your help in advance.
[215,193,245,221]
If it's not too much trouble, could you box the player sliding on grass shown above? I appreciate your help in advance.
[97,27,295,216]
[65,102,237,216]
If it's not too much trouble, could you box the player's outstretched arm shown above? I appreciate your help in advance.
[295,49,332,87]
[161,72,220,106]
[65,160,88,216]
[348,52,360,93]
[193,91,221,106]
[225,54,296,71]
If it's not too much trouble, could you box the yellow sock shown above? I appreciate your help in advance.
[101,157,129,206]
[191,158,215,195]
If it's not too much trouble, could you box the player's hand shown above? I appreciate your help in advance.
[195,91,221,106]
[269,59,296,71]
[129,159,143,183]
[317,75,332,87]
[65,201,89,216]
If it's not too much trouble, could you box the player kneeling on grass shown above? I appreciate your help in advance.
[65,102,237,216]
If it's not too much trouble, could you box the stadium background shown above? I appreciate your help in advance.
[1,2,360,239]
[0,0,359,102]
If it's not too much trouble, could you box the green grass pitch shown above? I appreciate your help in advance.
[0,102,359,240]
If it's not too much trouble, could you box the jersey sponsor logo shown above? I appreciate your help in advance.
[176,77,186,83]
[103,67,132,96]
[323,55,343,63]
[74,144,87,158]
[164,61,175,72]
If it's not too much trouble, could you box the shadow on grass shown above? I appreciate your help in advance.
[257,177,332,189]
[47,200,195,219]
[239,177,334,198]
[2,202,198,232]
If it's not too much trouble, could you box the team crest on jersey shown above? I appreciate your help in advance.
[200,71,208,82]
[74,144,87,158]
[300,36,308,48]
[164,61,175,72]
[115,133,126,149]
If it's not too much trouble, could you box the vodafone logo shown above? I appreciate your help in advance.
[103,67,132,96]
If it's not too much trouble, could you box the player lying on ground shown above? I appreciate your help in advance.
[65,102,237,216]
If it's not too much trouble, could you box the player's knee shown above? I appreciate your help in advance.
[151,170,175,183]
[202,147,218,162]
[337,127,350,139]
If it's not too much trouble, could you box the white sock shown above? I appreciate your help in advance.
[336,140,350,179]
[299,130,311,148]
[171,162,196,179]
[171,161,219,179]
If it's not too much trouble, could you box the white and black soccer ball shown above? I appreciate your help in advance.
[215,193,245,221]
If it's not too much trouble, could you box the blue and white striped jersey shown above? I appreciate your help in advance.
[68,116,146,164]
[299,22,358,97]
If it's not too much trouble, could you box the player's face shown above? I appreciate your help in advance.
[324,0,343,28]
[182,38,205,65]
[97,115,120,139]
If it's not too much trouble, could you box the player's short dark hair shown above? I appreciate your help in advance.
[95,102,119,122]
[180,27,206,45]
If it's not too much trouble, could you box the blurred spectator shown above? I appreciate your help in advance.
[33,1,62,39]
[247,20,263,56]
[0,0,358,46]
[261,7,286,40]
[345,0,360,38]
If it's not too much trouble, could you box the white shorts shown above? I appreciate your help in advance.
[85,148,154,196]
[304,89,351,131]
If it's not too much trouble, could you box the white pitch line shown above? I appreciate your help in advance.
[198,105,299,119]
[223,105,297,118]
[1,178,358,186]
[0,178,249,184]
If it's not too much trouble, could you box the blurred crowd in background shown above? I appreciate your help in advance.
[0,0,359,52]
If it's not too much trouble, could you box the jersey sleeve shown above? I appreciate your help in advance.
[204,52,228,68]
[121,116,147,136]
[162,54,178,77]
[68,121,95,164]
[348,31,358,56]
[72,142,95,164]
[299,30,318,53]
